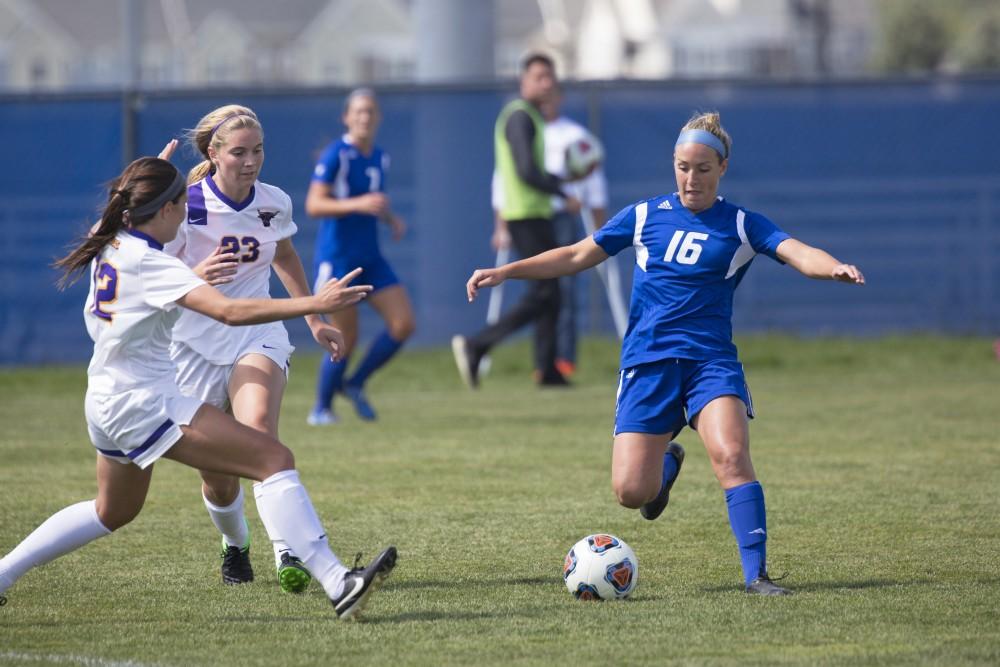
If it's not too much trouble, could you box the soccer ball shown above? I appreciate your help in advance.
[563,534,638,600]
[564,133,604,178]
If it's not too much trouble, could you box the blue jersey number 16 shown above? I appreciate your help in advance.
[664,231,709,265]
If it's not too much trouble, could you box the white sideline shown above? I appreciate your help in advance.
[0,651,162,667]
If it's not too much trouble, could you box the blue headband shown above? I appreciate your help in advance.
[675,129,728,159]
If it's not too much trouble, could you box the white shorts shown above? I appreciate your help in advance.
[86,380,204,469]
[170,330,293,410]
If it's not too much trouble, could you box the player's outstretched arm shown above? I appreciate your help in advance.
[305,181,390,219]
[776,238,865,285]
[467,237,608,302]
[178,268,372,325]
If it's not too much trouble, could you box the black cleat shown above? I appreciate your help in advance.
[331,546,398,620]
[640,442,685,520]
[220,542,254,585]
[536,368,571,387]
[451,336,481,389]
[746,573,793,596]
[0,594,7,607]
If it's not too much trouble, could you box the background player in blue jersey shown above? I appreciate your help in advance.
[305,88,415,424]
[464,112,865,595]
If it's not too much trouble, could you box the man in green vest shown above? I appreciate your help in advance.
[452,53,580,389]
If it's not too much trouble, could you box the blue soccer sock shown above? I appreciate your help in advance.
[725,480,768,586]
[661,449,680,490]
[314,355,348,413]
[345,330,404,389]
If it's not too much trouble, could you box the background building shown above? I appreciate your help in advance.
[0,0,887,90]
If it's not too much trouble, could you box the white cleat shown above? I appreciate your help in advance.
[306,409,338,426]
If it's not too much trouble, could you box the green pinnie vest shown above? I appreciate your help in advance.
[494,99,552,220]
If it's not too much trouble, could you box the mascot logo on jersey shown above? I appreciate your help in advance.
[257,209,278,227]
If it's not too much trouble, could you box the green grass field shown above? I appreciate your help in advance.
[1,336,998,666]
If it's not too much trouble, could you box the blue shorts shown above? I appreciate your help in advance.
[614,357,754,437]
[314,253,400,294]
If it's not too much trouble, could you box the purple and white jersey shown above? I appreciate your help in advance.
[594,193,790,367]
[85,230,205,394]
[166,175,297,365]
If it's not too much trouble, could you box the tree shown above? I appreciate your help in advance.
[953,7,1000,71]
[875,0,955,72]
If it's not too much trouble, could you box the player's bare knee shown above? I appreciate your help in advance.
[389,317,415,341]
[259,442,295,478]
[236,408,276,436]
[96,501,141,532]
[202,475,240,505]
[710,447,752,485]
[614,481,651,509]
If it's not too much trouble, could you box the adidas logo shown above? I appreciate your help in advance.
[658,200,673,210]
[749,528,766,536]
[625,369,636,379]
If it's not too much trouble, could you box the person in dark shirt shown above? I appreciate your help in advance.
[452,52,581,388]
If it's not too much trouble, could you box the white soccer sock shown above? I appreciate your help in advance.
[203,486,250,548]
[273,540,295,570]
[0,500,111,594]
[252,470,347,598]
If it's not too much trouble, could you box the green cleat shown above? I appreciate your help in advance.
[277,551,312,594]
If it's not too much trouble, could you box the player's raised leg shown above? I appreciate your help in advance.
[610,361,685,517]
[611,432,674,509]
[694,395,790,595]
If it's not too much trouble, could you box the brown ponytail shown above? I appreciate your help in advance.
[54,157,183,289]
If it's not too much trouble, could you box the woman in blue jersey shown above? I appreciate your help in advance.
[305,88,415,424]
[464,112,864,596]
